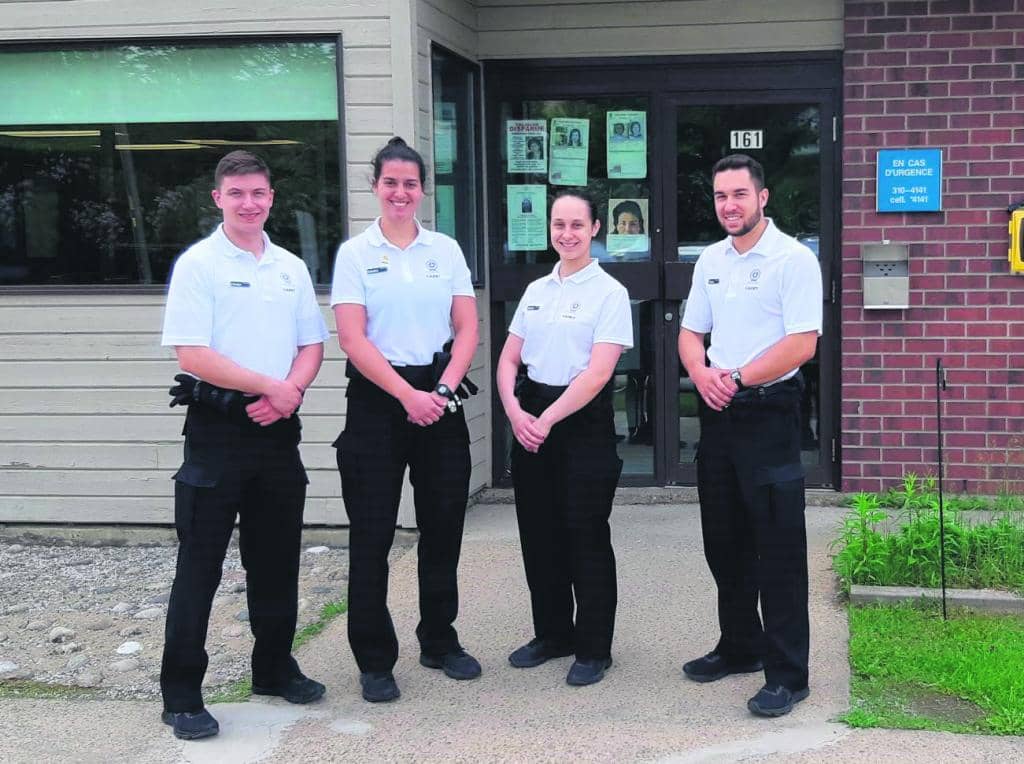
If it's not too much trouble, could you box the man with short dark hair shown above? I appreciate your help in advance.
[159,150,329,740]
[678,153,822,718]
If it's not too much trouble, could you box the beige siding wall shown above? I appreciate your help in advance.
[475,0,844,57]
[0,1,390,525]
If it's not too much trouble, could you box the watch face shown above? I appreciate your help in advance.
[436,384,451,397]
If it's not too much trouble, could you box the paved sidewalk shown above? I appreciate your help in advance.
[2,504,1021,762]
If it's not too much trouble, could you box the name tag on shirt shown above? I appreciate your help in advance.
[230,281,251,288]
[366,266,388,274]
[526,305,541,311]
[707,278,719,285]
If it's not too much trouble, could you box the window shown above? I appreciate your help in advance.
[0,39,342,287]
[430,45,483,285]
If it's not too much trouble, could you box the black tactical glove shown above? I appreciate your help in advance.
[168,374,257,423]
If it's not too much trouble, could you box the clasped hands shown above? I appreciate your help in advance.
[246,379,304,426]
[509,407,551,453]
[693,366,741,412]
[400,388,451,427]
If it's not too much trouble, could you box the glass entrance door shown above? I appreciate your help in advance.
[484,55,840,487]
[661,97,837,486]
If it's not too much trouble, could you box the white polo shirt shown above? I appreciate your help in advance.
[509,259,633,386]
[161,225,329,381]
[330,218,475,366]
[681,218,822,380]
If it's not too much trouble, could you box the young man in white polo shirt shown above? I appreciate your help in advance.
[159,151,329,740]
[678,154,822,717]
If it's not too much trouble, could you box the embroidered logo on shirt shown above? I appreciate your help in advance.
[229,281,251,288]
[570,302,581,312]
[750,269,761,282]
[279,272,295,292]
[425,259,440,278]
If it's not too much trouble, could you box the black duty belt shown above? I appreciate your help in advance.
[517,376,613,405]
[731,373,804,403]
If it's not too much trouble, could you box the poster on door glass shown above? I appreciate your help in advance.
[507,184,548,250]
[606,198,649,260]
[606,111,647,179]
[506,120,547,174]
[433,101,457,175]
[549,117,589,186]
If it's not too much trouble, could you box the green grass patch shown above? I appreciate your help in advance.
[0,679,100,700]
[843,604,1024,735]
[208,597,346,705]
[833,490,1024,595]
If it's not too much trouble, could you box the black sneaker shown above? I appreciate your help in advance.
[682,651,763,683]
[747,683,810,717]
[508,638,575,668]
[419,648,482,680]
[360,671,400,703]
[161,708,219,740]
[566,657,612,687]
[252,674,326,704]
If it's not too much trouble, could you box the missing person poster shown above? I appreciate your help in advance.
[506,120,547,174]
[606,111,647,179]
[606,198,650,259]
[433,101,457,175]
[549,117,589,186]
[507,184,547,251]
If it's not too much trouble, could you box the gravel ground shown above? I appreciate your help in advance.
[0,537,349,699]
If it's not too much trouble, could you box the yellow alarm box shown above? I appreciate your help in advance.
[1011,208,1024,274]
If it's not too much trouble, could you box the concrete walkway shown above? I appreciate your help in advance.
[2,504,1021,762]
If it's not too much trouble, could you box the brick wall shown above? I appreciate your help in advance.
[841,0,1024,494]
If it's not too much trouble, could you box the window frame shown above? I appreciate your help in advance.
[0,34,346,294]
[429,43,485,287]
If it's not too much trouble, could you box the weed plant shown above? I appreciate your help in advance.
[833,489,1024,594]
[878,472,1023,513]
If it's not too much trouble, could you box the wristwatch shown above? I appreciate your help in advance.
[730,369,745,390]
[435,383,454,400]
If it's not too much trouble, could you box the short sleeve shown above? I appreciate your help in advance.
[295,265,330,346]
[161,251,213,347]
[450,241,475,297]
[680,256,712,333]
[508,288,530,339]
[330,242,366,307]
[593,286,634,348]
[781,248,823,336]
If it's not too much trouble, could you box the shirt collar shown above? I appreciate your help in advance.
[365,217,436,250]
[214,224,276,262]
[728,218,783,259]
[544,258,603,285]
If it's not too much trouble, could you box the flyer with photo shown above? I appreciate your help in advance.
[506,120,547,174]
[507,184,548,250]
[549,117,589,186]
[606,111,647,179]
[433,101,457,175]
[606,198,650,259]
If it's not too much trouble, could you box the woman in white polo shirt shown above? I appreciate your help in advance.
[331,137,480,703]
[496,190,633,687]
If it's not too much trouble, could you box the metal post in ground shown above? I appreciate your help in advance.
[936,358,948,620]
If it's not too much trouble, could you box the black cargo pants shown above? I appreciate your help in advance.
[511,379,623,661]
[335,366,472,673]
[160,406,307,713]
[696,375,810,691]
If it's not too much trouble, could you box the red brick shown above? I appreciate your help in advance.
[847,99,886,115]
[929,32,974,48]
[867,83,908,98]
[887,1,930,14]
[925,226,967,241]
[972,96,1016,111]
[950,112,992,128]
[946,168,991,183]
[846,17,867,35]
[868,17,908,33]
[952,15,995,32]
[845,1,887,17]
[906,114,950,129]
[949,80,992,96]
[973,63,1015,77]
[866,50,909,66]
[927,96,971,112]
[995,14,1024,29]
[994,144,1024,159]
[887,66,929,81]
[910,17,952,32]
[952,47,994,64]
[931,0,972,14]
[847,35,886,50]
[993,112,1024,127]
[885,130,928,145]
[975,0,1015,12]
[966,321,1008,337]
[888,33,930,48]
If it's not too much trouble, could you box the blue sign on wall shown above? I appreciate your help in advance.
[876,149,942,212]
